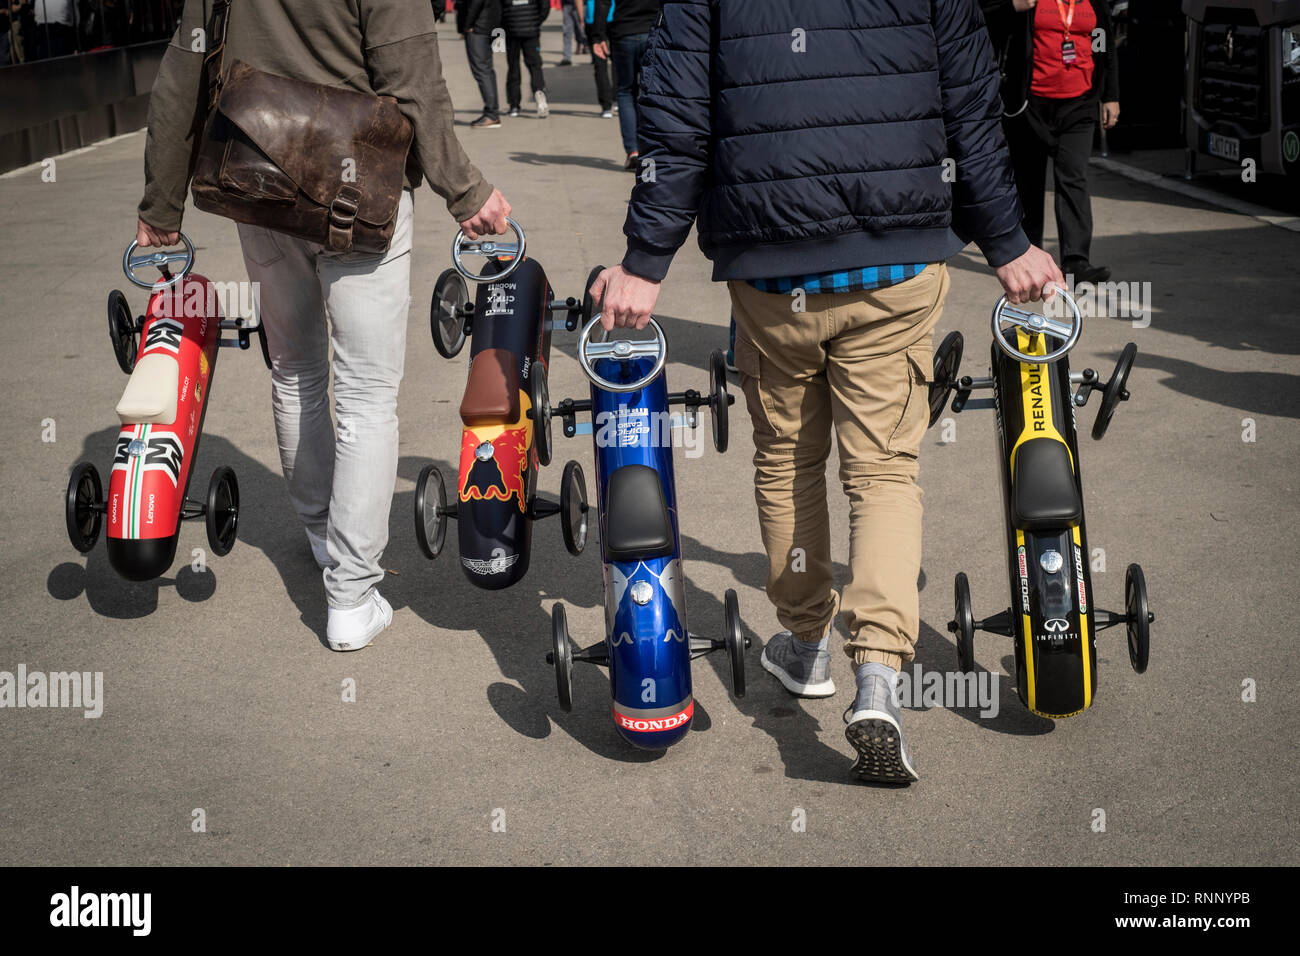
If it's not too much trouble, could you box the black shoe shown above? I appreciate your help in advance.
[558,58,572,66]
[1063,258,1111,284]
[470,114,501,129]
[624,151,640,171]
[508,106,521,118]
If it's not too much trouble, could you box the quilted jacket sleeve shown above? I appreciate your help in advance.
[620,0,712,282]
[933,0,1029,267]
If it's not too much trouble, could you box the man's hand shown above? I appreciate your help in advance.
[136,218,179,248]
[590,264,661,330]
[1012,0,1037,10]
[459,188,511,240]
[1102,101,1120,129]
[592,40,609,59]
[994,245,1065,304]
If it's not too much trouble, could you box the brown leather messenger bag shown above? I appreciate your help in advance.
[190,0,414,254]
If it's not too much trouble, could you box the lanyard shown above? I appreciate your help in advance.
[1054,0,1078,37]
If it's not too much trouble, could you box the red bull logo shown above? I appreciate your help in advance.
[458,391,534,514]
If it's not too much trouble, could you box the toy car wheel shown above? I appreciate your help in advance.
[708,348,730,454]
[929,331,963,428]
[559,460,588,555]
[65,461,103,553]
[953,572,976,673]
[1125,563,1151,674]
[1092,342,1137,441]
[205,466,240,557]
[552,603,574,712]
[431,268,470,359]
[581,264,605,330]
[107,289,138,375]
[531,363,553,468]
[724,588,746,698]
[414,463,449,560]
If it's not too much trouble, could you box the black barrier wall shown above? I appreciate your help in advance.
[0,40,167,174]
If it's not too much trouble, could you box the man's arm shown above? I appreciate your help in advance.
[591,0,712,328]
[360,1,496,225]
[587,0,611,45]
[936,0,1063,302]
[619,0,712,282]
[136,0,208,236]
[933,0,1029,267]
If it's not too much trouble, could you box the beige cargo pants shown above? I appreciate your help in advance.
[728,263,950,669]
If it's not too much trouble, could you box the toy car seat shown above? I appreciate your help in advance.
[604,464,674,561]
[460,348,519,426]
[1010,438,1082,531]
[114,353,180,425]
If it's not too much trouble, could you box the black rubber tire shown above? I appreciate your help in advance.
[709,348,730,454]
[581,264,606,328]
[531,363,553,468]
[552,603,574,712]
[1092,342,1137,440]
[65,461,103,553]
[205,466,239,557]
[431,268,470,359]
[107,289,138,375]
[1125,563,1151,674]
[929,330,963,428]
[559,460,588,556]
[414,463,448,560]
[724,588,746,699]
[953,572,976,674]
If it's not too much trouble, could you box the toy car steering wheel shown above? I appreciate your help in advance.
[578,315,668,393]
[991,287,1082,365]
[123,232,196,290]
[451,217,526,283]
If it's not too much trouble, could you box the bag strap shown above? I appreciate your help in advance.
[204,0,233,111]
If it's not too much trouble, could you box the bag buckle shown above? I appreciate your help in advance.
[327,186,363,251]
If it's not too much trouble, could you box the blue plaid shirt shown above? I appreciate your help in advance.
[747,263,930,295]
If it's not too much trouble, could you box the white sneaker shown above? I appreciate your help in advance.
[326,590,392,652]
[535,90,549,118]
[306,527,334,570]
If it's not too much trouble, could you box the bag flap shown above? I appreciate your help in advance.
[214,60,414,225]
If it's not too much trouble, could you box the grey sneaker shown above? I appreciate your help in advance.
[534,90,550,118]
[760,631,836,697]
[844,666,917,783]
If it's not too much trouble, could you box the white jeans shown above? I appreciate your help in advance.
[237,190,413,609]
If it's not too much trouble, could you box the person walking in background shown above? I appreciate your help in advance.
[501,0,550,118]
[137,0,511,651]
[590,0,1063,783]
[588,0,660,168]
[559,0,585,65]
[456,0,503,129]
[585,0,614,118]
[983,0,1120,284]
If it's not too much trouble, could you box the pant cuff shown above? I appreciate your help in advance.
[852,648,905,670]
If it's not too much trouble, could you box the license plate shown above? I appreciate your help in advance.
[1208,132,1240,161]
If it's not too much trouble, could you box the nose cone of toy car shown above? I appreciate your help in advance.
[611,699,694,750]
[107,535,179,582]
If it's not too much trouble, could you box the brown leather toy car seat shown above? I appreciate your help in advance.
[459,348,520,426]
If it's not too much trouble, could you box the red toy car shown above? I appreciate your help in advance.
[65,234,269,581]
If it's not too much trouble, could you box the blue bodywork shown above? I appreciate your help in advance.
[589,354,693,749]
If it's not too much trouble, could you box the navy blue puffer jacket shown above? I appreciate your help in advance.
[622,0,1030,282]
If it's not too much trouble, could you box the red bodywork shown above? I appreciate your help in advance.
[107,276,222,549]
